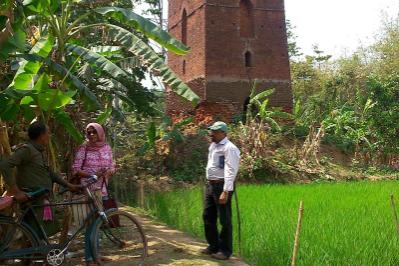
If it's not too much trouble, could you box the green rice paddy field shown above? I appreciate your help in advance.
[144,181,399,266]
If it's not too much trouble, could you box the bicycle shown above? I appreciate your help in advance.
[0,175,147,265]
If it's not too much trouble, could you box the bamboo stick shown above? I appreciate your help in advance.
[234,189,242,257]
[390,194,399,240]
[0,120,11,155]
[139,182,145,208]
[292,201,304,266]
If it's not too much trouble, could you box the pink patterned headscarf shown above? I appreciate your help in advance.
[86,123,106,149]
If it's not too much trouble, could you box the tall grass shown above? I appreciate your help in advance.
[144,181,399,266]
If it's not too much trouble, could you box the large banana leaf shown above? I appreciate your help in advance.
[0,99,20,121]
[53,109,84,143]
[27,73,74,111]
[0,29,27,59]
[250,88,275,105]
[66,43,134,84]
[103,24,199,105]
[23,0,60,16]
[96,107,113,124]
[90,45,123,58]
[97,77,128,93]
[96,78,133,106]
[5,35,54,97]
[94,7,189,55]
[46,59,101,110]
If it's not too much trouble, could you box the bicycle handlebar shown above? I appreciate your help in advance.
[58,175,98,195]
[25,188,50,199]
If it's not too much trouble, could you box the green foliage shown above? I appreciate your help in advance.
[53,109,84,142]
[139,116,194,155]
[292,14,399,164]
[0,0,199,148]
[246,82,293,131]
[363,75,399,154]
[5,35,53,95]
[103,24,199,105]
[94,7,189,55]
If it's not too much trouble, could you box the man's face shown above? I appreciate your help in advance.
[210,130,226,143]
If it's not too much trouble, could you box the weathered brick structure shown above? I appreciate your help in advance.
[166,0,292,123]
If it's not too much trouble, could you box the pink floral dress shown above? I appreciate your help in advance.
[72,144,115,196]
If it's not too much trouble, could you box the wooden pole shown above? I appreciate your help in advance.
[139,182,145,208]
[234,189,242,256]
[390,194,399,239]
[291,201,304,266]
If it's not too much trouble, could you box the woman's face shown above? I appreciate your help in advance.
[86,126,98,143]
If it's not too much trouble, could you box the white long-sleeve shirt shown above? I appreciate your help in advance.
[206,137,240,191]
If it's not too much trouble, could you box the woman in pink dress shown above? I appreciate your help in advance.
[71,122,115,266]
[72,123,115,196]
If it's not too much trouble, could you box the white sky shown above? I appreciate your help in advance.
[285,0,399,57]
[137,0,399,58]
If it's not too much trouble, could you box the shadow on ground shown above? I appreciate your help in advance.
[68,208,248,266]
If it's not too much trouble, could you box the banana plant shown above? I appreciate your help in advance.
[0,0,199,142]
[246,82,293,131]
[138,116,194,156]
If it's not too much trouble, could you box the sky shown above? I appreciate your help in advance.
[138,0,399,58]
[285,0,399,57]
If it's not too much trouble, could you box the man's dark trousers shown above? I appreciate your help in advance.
[203,182,233,257]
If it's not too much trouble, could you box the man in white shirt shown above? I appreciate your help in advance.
[201,121,240,260]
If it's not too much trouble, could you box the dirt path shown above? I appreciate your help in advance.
[68,207,249,266]
[136,214,248,266]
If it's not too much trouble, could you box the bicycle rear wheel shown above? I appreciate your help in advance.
[91,210,147,265]
[0,217,40,265]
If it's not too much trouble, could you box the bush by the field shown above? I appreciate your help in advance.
[145,181,399,265]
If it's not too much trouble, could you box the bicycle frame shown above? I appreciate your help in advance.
[0,183,106,261]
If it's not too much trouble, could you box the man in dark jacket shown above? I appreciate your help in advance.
[0,121,79,237]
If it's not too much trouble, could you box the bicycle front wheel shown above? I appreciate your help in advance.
[91,210,147,265]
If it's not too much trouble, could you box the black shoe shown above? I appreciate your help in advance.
[200,248,217,255]
[211,252,230,260]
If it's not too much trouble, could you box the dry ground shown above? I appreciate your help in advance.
[67,208,248,266]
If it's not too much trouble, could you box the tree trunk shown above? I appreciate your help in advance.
[0,120,11,194]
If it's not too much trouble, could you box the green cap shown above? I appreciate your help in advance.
[208,121,228,132]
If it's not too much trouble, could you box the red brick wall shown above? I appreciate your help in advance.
[168,1,206,84]
[167,0,293,122]
[195,101,241,125]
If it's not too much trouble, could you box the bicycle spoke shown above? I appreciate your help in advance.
[91,210,147,265]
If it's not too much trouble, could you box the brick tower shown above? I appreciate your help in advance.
[166,0,293,122]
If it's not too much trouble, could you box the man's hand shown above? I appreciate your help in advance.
[14,190,29,203]
[219,191,229,205]
[8,186,28,202]
[67,183,82,192]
